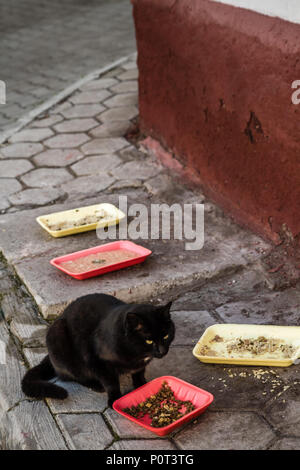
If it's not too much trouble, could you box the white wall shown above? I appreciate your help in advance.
[212,0,300,24]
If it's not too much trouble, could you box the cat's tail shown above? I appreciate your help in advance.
[21,355,68,400]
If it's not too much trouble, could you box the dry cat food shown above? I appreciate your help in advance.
[122,381,195,428]
[198,334,296,359]
[45,208,109,231]
[59,249,137,273]
[226,336,295,358]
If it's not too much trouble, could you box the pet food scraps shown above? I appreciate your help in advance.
[59,249,137,273]
[45,208,110,231]
[199,335,296,359]
[122,381,195,427]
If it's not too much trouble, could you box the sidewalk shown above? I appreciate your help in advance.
[0,56,299,450]
[0,0,135,135]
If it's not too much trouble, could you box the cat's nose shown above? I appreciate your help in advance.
[154,345,167,358]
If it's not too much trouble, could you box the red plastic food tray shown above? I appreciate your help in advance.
[50,240,152,280]
[113,376,214,436]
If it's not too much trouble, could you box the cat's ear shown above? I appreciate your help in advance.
[125,312,144,333]
[158,301,172,319]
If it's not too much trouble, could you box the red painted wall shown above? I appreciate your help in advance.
[132,0,300,243]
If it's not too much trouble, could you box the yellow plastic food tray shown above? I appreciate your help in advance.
[193,324,300,367]
[36,203,125,238]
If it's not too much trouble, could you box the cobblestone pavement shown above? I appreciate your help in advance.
[0,0,135,135]
[0,58,300,450]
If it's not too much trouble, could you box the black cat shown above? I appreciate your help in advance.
[22,293,175,407]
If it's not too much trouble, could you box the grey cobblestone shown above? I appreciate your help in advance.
[0,143,43,158]
[61,104,105,119]
[0,178,22,197]
[0,0,135,133]
[70,90,111,105]
[98,106,138,122]
[4,401,67,450]
[44,133,90,149]
[104,408,156,439]
[9,128,54,143]
[81,137,128,155]
[53,118,98,134]
[9,187,65,207]
[71,155,122,176]
[89,121,132,138]
[56,413,113,450]
[21,168,73,188]
[104,92,138,108]
[33,149,83,168]
[59,174,115,201]
[174,411,275,450]
[0,159,33,178]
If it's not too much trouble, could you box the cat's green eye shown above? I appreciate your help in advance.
[146,339,153,345]
[163,334,169,340]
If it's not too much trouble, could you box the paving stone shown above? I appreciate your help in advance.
[70,89,111,105]
[0,159,33,178]
[104,408,156,439]
[54,118,98,133]
[0,197,10,211]
[56,413,113,450]
[172,268,270,312]
[264,383,300,436]
[71,154,122,176]
[270,438,300,450]
[33,148,83,167]
[80,78,118,91]
[111,81,138,94]
[81,137,128,155]
[216,292,300,326]
[89,121,131,138]
[23,348,48,368]
[46,380,107,414]
[102,67,127,79]
[171,310,216,346]
[0,321,27,411]
[10,322,47,348]
[109,440,176,450]
[122,62,137,71]
[1,290,47,349]
[21,168,73,188]
[112,160,160,180]
[60,174,115,200]
[61,104,105,119]
[3,401,67,450]
[174,411,275,450]
[44,133,90,149]
[50,101,72,115]
[9,187,65,207]
[0,143,43,159]
[119,69,139,80]
[0,178,22,196]
[9,128,54,143]
[104,92,138,108]
[98,106,138,122]
[30,115,64,128]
